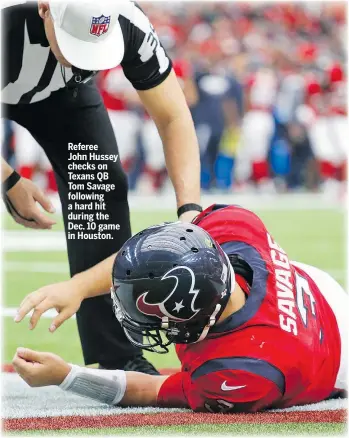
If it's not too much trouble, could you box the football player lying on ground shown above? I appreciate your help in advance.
[13,205,347,413]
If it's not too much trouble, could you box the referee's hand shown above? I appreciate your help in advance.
[6,177,56,229]
[15,279,83,332]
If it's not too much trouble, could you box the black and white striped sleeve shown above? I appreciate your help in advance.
[119,3,173,90]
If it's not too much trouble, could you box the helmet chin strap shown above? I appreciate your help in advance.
[194,303,222,343]
[225,253,236,293]
[194,256,235,343]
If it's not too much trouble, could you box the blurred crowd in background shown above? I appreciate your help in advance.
[2,2,347,198]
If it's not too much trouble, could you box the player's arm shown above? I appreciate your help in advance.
[15,252,117,331]
[12,348,186,408]
[183,360,284,413]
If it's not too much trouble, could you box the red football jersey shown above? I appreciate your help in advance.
[304,73,327,117]
[158,205,341,413]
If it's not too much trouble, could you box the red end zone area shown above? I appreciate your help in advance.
[3,410,347,432]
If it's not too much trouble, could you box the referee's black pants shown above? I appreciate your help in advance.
[3,82,141,367]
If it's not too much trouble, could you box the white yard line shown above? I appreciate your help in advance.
[2,259,346,319]
[3,232,67,252]
[4,261,68,273]
[3,261,345,280]
[128,193,345,211]
[2,193,344,252]
[1,193,344,218]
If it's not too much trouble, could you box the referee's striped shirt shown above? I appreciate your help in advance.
[1,1,172,105]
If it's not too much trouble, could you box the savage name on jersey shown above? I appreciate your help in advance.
[158,205,341,413]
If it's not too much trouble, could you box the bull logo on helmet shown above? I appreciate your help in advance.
[136,266,201,321]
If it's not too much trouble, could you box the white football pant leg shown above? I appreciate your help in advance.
[195,123,212,156]
[309,117,339,164]
[38,146,52,171]
[234,110,274,182]
[141,119,165,171]
[330,116,348,165]
[13,122,40,167]
[108,110,140,163]
[241,110,274,162]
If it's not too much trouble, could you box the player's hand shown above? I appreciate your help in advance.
[12,348,71,387]
[6,177,56,229]
[179,210,200,223]
[14,279,84,332]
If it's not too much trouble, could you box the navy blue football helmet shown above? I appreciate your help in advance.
[111,222,234,353]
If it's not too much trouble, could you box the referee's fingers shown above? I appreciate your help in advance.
[8,205,42,230]
[14,215,43,230]
[50,309,72,332]
[33,187,56,214]
[31,207,56,229]
[29,301,52,330]
[15,291,45,322]
[10,202,54,229]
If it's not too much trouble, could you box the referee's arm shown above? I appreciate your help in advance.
[2,158,15,182]
[137,69,201,222]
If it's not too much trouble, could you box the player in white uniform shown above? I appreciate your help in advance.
[98,66,141,172]
[237,68,277,187]
[14,123,57,194]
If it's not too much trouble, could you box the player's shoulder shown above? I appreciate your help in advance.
[194,203,262,224]
[193,204,267,243]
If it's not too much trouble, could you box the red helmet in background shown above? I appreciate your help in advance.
[172,59,193,89]
[327,63,344,84]
[173,59,192,79]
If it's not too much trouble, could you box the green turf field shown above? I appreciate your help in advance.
[3,208,345,367]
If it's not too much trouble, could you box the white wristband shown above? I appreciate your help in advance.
[60,364,126,405]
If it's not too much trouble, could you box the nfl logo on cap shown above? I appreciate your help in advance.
[90,15,111,37]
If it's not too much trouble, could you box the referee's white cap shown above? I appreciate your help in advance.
[49,1,128,71]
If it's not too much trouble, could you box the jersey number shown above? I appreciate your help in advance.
[295,272,316,327]
[295,271,322,341]
[205,399,235,413]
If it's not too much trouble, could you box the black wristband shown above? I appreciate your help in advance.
[2,172,36,223]
[177,203,203,218]
[2,170,21,195]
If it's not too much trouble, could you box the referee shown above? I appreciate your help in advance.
[2,1,201,374]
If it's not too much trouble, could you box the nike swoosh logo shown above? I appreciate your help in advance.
[221,381,246,391]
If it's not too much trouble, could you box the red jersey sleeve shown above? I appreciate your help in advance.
[188,369,282,413]
[157,372,189,408]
